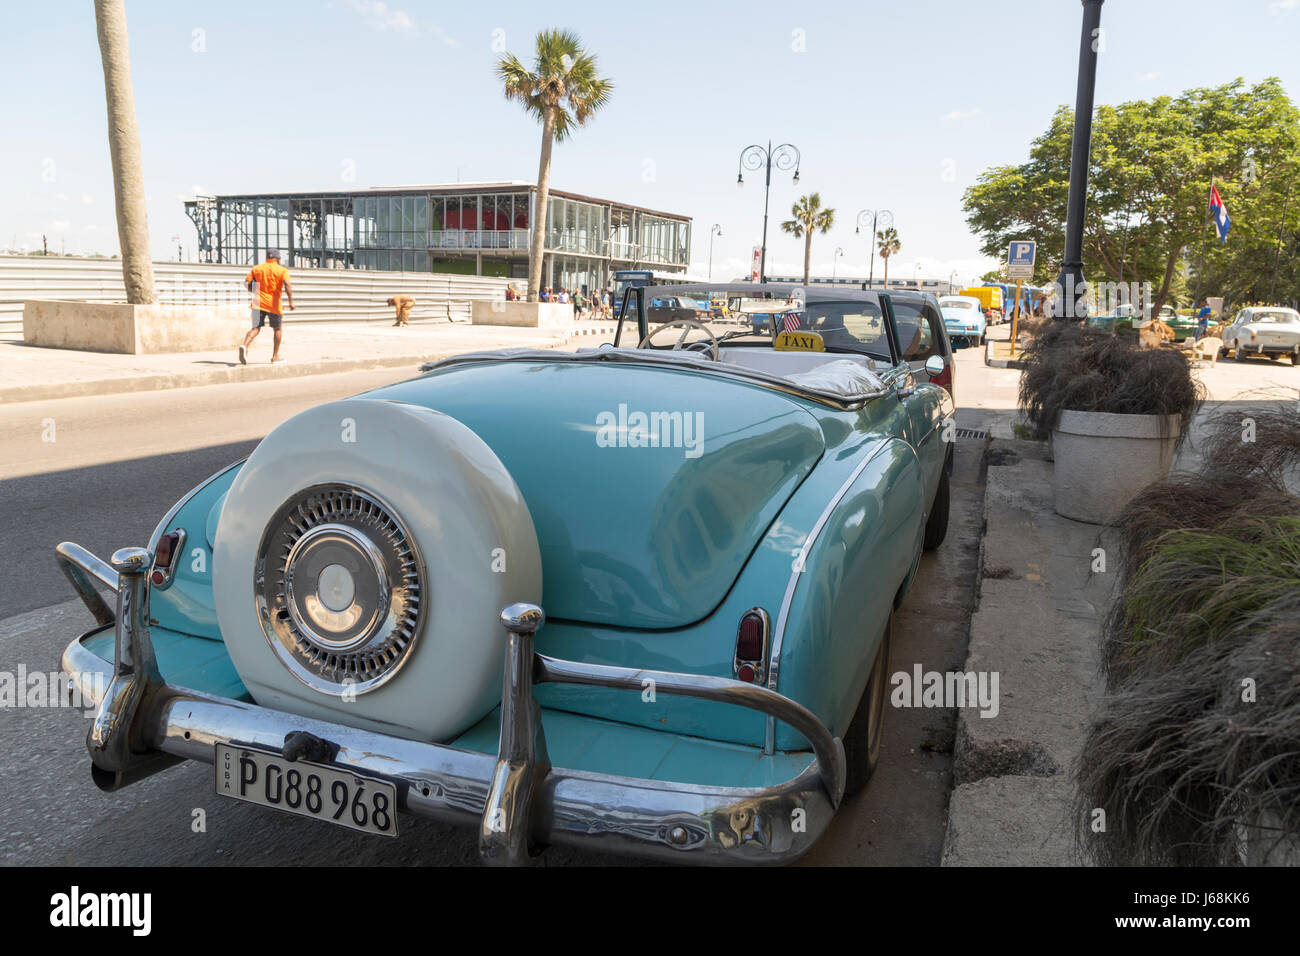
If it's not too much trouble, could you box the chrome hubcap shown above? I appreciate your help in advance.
[255,485,426,696]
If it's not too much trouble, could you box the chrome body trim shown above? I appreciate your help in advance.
[56,542,118,627]
[59,544,844,866]
[765,439,893,754]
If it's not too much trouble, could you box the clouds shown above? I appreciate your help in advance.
[1135,71,1159,82]
[943,109,983,122]
[1270,0,1297,14]
[343,1,455,43]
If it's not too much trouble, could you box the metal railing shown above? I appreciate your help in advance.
[0,256,513,333]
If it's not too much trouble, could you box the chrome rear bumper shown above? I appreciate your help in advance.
[57,541,845,866]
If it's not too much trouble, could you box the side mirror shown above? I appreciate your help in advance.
[924,354,946,377]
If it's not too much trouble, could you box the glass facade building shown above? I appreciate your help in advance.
[185,182,691,292]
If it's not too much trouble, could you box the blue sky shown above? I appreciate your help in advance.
[2,0,1298,285]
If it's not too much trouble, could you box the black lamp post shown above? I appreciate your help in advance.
[707,223,722,280]
[738,141,800,283]
[856,208,893,288]
[1055,0,1105,320]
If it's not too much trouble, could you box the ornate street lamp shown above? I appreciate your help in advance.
[833,246,844,279]
[855,208,893,288]
[1055,0,1105,319]
[737,141,801,283]
[708,223,723,280]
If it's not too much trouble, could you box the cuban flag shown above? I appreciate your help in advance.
[782,311,802,333]
[1210,185,1231,242]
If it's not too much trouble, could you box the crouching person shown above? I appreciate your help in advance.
[388,294,416,326]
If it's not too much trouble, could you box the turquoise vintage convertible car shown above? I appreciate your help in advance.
[57,282,954,865]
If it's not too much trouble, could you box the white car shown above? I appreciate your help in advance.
[1223,307,1300,365]
[937,295,987,346]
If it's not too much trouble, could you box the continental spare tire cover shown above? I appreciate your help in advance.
[213,398,541,742]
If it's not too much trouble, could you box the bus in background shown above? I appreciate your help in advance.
[612,269,709,318]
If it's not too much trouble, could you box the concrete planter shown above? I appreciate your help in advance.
[24,300,248,354]
[471,300,574,330]
[1050,410,1181,524]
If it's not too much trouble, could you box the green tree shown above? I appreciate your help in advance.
[497,30,612,302]
[962,78,1300,314]
[876,226,901,287]
[780,193,835,284]
[95,0,155,304]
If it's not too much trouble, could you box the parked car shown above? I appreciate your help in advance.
[57,281,955,866]
[648,294,713,325]
[937,294,987,347]
[886,288,957,400]
[1222,306,1300,364]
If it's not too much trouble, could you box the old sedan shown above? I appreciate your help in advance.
[938,295,987,347]
[57,283,953,866]
[1223,306,1300,364]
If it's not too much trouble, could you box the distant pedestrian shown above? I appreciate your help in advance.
[240,248,293,364]
[388,294,415,326]
[573,291,583,318]
[505,285,516,302]
[540,287,551,302]
[1196,299,1212,340]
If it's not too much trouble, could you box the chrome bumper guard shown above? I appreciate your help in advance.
[57,541,845,866]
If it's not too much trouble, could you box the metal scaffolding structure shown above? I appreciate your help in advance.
[184,182,692,293]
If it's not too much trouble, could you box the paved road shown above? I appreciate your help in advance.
[0,342,995,866]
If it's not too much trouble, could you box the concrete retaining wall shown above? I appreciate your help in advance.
[23,300,250,354]
[471,300,574,329]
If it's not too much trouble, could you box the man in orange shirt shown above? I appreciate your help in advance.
[239,248,294,364]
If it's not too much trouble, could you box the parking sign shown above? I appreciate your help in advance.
[1007,241,1036,279]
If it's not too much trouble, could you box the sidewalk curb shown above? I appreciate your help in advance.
[984,340,1027,369]
[0,352,446,404]
[0,323,618,405]
[940,438,1111,866]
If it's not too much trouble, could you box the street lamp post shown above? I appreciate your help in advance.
[1271,181,1292,301]
[738,141,801,283]
[949,269,958,292]
[1055,0,1105,319]
[855,208,893,288]
[833,246,844,279]
[913,262,922,285]
[708,223,723,280]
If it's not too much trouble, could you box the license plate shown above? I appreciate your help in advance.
[215,744,398,837]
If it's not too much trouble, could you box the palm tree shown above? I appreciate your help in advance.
[780,194,835,284]
[94,0,155,304]
[497,30,612,302]
[876,226,901,288]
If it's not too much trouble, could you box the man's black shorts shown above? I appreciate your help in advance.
[253,310,283,330]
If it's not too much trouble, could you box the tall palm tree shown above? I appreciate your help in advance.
[876,226,901,288]
[94,0,155,304]
[497,30,612,302]
[780,194,835,284]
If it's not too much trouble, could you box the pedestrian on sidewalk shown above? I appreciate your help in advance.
[1195,299,1212,340]
[240,249,293,364]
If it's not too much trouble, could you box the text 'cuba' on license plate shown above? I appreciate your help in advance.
[215,743,398,837]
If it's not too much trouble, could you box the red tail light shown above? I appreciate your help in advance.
[151,529,186,589]
[734,608,770,683]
